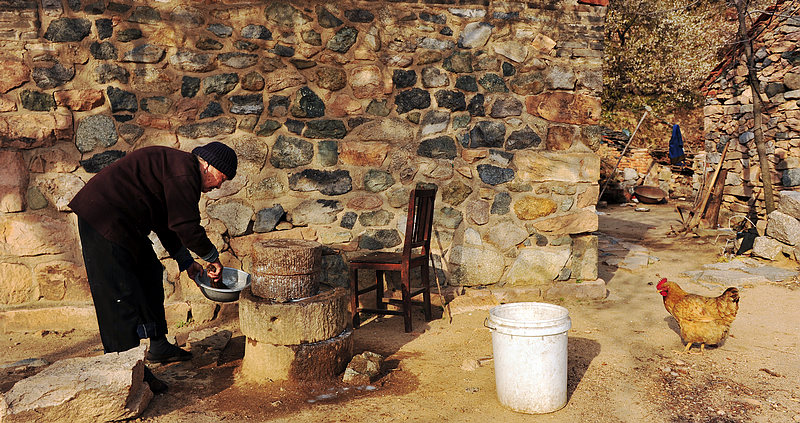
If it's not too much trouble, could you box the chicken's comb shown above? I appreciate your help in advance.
[656,278,667,289]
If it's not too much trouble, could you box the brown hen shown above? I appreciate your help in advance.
[656,278,739,353]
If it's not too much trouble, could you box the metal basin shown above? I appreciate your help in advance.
[633,185,667,204]
[194,267,251,302]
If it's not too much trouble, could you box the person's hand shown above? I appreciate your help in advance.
[186,261,203,281]
[206,261,224,288]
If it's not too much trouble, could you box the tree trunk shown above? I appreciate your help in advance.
[735,0,776,215]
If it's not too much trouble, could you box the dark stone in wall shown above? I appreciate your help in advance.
[235,40,259,51]
[113,115,133,122]
[359,210,394,226]
[268,96,289,117]
[327,27,358,53]
[121,44,165,63]
[479,74,508,92]
[271,44,295,57]
[302,30,322,46]
[117,28,142,42]
[285,119,305,134]
[140,96,171,114]
[455,75,478,92]
[33,64,74,89]
[783,169,800,187]
[765,82,786,98]
[467,121,505,148]
[467,94,485,116]
[340,211,357,229]
[289,169,353,195]
[254,205,285,233]
[107,2,130,13]
[417,136,458,159]
[366,100,390,116]
[95,63,129,84]
[21,90,55,111]
[318,140,338,166]
[364,169,395,192]
[291,87,325,118]
[241,24,272,40]
[506,126,543,150]
[197,38,223,50]
[435,90,466,111]
[502,62,516,76]
[67,0,81,12]
[490,97,523,117]
[208,23,233,38]
[128,6,161,24]
[291,59,317,69]
[80,150,125,173]
[395,88,431,114]
[393,69,417,88]
[90,41,117,60]
[491,192,511,215]
[96,18,112,39]
[345,9,374,23]
[107,87,137,113]
[359,229,402,250]
[200,101,223,119]
[203,73,239,95]
[44,18,91,42]
[317,6,343,28]
[477,164,514,185]
[229,94,264,115]
[256,120,281,136]
[118,123,144,144]
[443,52,473,73]
[316,67,347,91]
[440,27,453,36]
[176,117,237,139]
[420,12,446,24]
[348,117,370,129]
[181,76,200,98]
[305,120,347,139]
[270,135,314,168]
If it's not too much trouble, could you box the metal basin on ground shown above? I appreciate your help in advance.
[633,185,667,204]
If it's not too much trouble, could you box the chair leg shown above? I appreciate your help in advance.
[401,268,412,332]
[376,270,385,310]
[421,263,432,322]
[350,267,360,329]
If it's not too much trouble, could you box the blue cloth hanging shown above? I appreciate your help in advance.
[668,124,685,165]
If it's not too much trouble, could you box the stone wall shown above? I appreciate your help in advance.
[0,0,605,318]
[703,0,800,223]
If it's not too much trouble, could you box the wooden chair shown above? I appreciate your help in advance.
[349,188,436,332]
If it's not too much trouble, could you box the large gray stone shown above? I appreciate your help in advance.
[778,191,800,220]
[448,245,504,286]
[288,199,343,225]
[765,210,800,246]
[486,221,527,251]
[75,114,117,153]
[0,345,152,422]
[206,199,254,237]
[505,245,571,286]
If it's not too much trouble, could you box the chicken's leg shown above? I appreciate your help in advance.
[683,342,693,353]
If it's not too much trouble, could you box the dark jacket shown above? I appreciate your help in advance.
[69,146,215,262]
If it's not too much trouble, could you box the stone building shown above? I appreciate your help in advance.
[0,0,606,328]
[702,0,800,260]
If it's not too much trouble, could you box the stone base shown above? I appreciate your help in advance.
[240,329,353,383]
[239,286,349,345]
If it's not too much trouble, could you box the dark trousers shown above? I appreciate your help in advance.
[77,216,168,353]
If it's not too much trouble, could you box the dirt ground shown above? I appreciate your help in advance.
[2,202,800,423]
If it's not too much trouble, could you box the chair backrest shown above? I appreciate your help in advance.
[402,188,436,261]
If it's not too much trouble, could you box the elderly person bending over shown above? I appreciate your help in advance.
[69,142,237,393]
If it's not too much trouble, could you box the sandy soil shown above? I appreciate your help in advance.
[2,203,799,423]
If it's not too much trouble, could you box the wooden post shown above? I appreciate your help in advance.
[735,0,776,215]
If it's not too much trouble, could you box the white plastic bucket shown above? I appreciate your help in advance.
[485,302,571,414]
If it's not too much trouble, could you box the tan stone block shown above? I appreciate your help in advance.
[526,92,601,125]
[0,95,16,111]
[349,65,383,99]
[34,260,89,302]
[0,262,31,305]
[345,117,414,143]
[530,208,599,234]
[346,193,383,210]
[0,150,27,212]
[546,125,575,150]
[513,195,557,220]
[264,67,306,93]
[0,306,99,333]
[576,184,599,208]
[339,141,391,166]
[327,94,363,117]
[0,213,77,256]
[53,89,104,111]
[515,151,600,183]
[0,113,74,149]
[0,58,28,93]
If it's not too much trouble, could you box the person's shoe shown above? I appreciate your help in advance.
[146,343,192,364]
[143,366,168,394]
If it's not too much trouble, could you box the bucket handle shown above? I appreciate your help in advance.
[483,317,495,330]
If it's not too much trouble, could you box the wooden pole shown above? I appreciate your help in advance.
[735,0,775,215]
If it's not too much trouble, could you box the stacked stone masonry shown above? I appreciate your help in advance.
[0,0,605,315]
[703,0,800,223]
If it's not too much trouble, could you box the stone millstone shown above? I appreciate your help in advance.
[251,239,322,275]
[240,328,353,382]
[252,271,320,300]
[239,286,349,345]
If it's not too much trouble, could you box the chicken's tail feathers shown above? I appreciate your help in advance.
[722,287,739,303]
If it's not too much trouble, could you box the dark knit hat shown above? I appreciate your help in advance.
[192,142,237,180]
